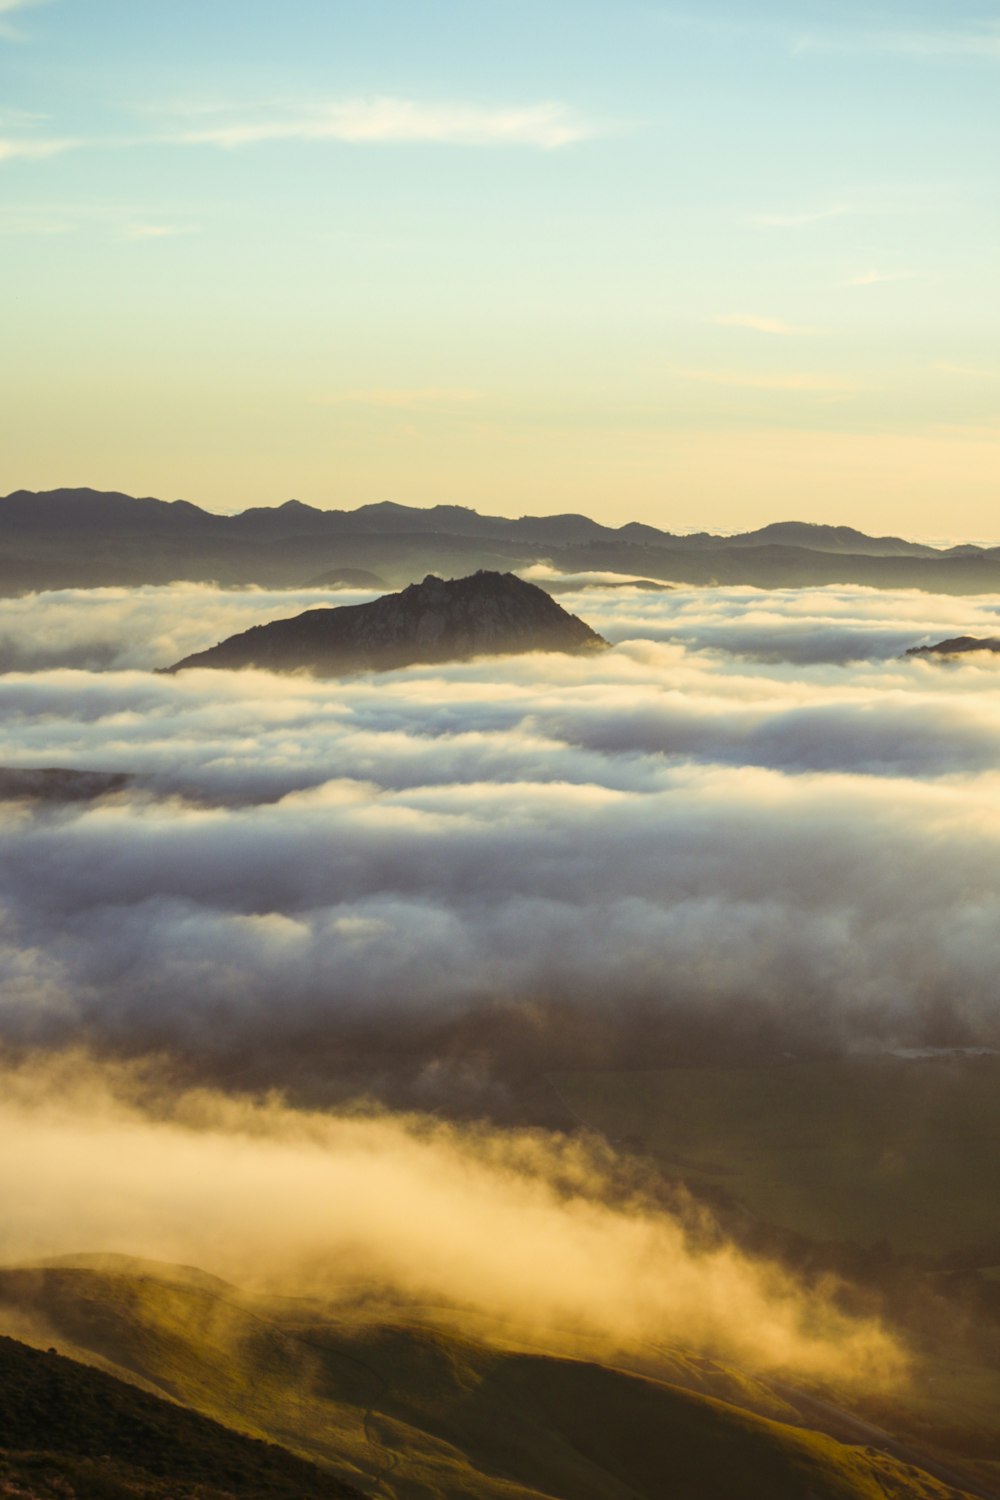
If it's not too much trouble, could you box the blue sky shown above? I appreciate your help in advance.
[1,0,998,534]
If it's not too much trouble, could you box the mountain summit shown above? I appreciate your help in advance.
[166,571,607,675]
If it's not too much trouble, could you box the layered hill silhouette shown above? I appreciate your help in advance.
[0,1259,982,1500]
[166,571,606,675]
[4,487,1000,595]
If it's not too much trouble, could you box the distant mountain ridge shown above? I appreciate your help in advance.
[0,486,976,552]
[3,487,1000,595]
[166,570,606,675]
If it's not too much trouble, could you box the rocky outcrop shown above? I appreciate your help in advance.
[166,571,607,676]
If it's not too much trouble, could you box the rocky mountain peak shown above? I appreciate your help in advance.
[167,570,606,675]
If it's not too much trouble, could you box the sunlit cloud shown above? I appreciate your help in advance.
[179,97,598,150]
[0,1054,905,1386]
[842,269,917,287]
[673,368,862,393]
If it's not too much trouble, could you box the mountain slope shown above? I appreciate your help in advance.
[166,571,606,675]
[0,1333,363,1500]
[0,1262,983,1500]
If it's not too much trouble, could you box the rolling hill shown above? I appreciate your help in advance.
[0,1259,986,1500]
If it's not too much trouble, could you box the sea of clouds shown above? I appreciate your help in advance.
[2,580,1000,1090]
[0,578,997,1383]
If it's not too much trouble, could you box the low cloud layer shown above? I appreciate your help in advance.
[2,582,1000,1102]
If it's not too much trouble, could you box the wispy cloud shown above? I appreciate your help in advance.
[674,368,863,394]
[0,213,69,236]
[842,269,917,288]
[0,136,77,162]
[793,26,1000,61]
[936,362,1000,380]
[178,97,597,150]
[124,223,195,241]
[753,204,853,229]
[714,314,815,337]
[0,106,49,125]
[0,0,45,40]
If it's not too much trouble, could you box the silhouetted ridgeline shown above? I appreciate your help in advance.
[165,570,606,675]
[4,488,1000,594]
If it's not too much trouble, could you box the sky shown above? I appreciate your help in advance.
[1,0,998,536]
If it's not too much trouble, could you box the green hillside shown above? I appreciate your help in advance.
[0,1261,982,1500]
[0,1333,362,1500]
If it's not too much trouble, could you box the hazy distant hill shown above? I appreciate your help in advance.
[0,1261,980,1500]
[4,487,1000,595]
[166,571,606,675]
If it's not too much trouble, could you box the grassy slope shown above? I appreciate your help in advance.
[0,1333,361,1500]
[552,1057,1000,1258]
[0,1264,978,1500]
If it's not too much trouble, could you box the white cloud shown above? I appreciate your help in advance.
[179,97,597,150]
[714,314,815,336]
[4,580,1000,1100]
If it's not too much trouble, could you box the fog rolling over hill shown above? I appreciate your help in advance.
[6,488,1000,595]
[166,571,606,675]
[0,1262,977,1500]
